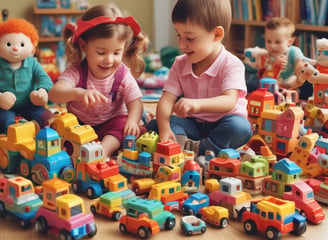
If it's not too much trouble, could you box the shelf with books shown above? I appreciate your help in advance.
[227,0,328,60]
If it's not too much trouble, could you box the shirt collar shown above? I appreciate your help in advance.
[181,45,226,77]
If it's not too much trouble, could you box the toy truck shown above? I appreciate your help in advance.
[72,142,135,200]
[119,197,176,239]
[0,175,43,228]
[34,194,97,239]
[242,196,307,240]
[282,181,325,224]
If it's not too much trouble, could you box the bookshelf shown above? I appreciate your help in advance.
[226,0,328,59]
[32,6,86,43]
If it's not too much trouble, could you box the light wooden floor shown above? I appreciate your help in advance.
[0,172,327,240]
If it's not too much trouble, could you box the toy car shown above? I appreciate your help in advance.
[90,191,123,221]
[180,192,209,215]
[119,197,176,239]
[196,205,229,228]
[180,215,206,236]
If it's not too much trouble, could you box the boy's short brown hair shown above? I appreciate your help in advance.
[266,17,295,37]
[172,0,231,34]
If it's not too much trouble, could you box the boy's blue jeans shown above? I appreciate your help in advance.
[0,104,53,134]
[146,114,253,156]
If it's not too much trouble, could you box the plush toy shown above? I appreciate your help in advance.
[316,38,328,74]
[0,18,53,134]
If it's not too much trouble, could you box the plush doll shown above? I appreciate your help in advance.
[0,18,53,134]
[316,38,328,74]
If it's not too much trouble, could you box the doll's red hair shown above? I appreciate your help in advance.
[0,18,39,47]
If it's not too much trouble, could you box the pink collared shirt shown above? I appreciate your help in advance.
[163,46,248,122]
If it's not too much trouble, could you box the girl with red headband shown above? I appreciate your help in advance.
[49,4,148,159]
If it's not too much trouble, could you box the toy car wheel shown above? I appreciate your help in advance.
[19,160,30,177]
[291,221,307,236]
[60,167,75,183]
[71,180,80,193]
[87,187,96,199]
[220,218,228,228]
[237,207,247,221]
[119,223,127,233]
[0,202,7,217]
[112,212,122,221]
[201,226,206,233]
[59,229,72,240]
[164,217,176,230]
[300,210,307,218]
[35,216,48,234]
[138,226,151,239]
[87,222,97,237]
[244,219,257,234]
[90,205,97,215]
[266,226,281,240]
[20,219,31,228]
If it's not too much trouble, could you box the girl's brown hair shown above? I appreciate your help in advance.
[64,4,148,77]
[172,0,232,35]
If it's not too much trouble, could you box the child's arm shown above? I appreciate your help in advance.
[49,80,108,107]
[124,98,144,137]
[173,89,239,117]
[156,91,177,142]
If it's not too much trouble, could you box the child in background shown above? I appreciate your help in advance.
[49,4,148,159]
[246,17,313,98]
[146,0,252,157]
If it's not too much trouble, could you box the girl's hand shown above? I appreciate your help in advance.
[173,98,200,118]
[30,88,48,106]
[124,120,140,137]
[79,89,108,107]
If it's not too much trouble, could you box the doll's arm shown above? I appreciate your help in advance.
[0,91,16,110]
[30,88,48,106]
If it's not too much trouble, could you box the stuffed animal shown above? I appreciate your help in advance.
[316,38,328,74]
[0,18,53,134]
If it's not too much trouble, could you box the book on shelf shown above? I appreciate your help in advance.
[318,0,328,26]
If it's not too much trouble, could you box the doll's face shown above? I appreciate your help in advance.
[0,32,34,63]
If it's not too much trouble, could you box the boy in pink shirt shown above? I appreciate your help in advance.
[147,0,252,156]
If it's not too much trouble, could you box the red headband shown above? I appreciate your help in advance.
[67,16,141,43]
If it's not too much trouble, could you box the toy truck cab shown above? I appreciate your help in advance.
[34,194,97,239]
[119,197,176,239]
[242,196,307,240]
[0,176,42,228]
[90,191,123,221]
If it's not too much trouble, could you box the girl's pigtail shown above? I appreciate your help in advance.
[63,23,83,66]
[124,32,149,78]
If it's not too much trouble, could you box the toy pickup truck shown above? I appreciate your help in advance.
[242,196,307,240]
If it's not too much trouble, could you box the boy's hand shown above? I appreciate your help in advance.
[173,98,200,118]
[30,88,48,106]
[159,129,176,143]
[0,92,16,110]
[276,55,288,70]
[79,89,108,107]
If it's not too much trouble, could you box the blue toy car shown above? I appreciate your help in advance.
[180,215,206,236]
[180,192,209,215]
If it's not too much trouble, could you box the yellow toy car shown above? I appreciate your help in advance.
[196,205,229,228]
